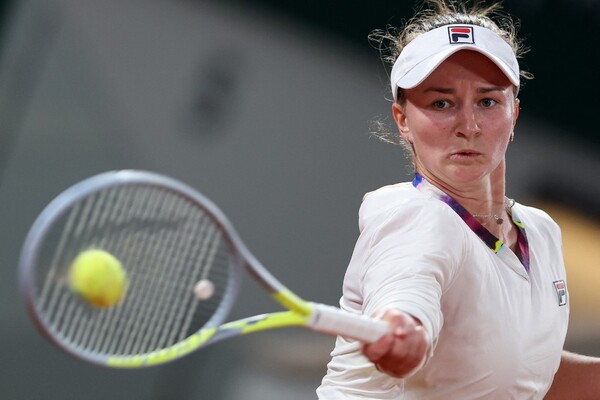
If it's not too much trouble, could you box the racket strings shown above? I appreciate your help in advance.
[119,189,184,355]
[45,187,116,342]
[152,209,215,348]
[46,186,142,351]
[91,186,163,354]
[74,186,137,352]
[174,221,230,344]
[126,190,203,355]
[34,184,233,357]
[100,187,163,355]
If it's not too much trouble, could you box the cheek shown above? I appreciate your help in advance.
[411,130,451,169]
[485,118,514,159]
[490,110,516,144]
[409,114,454,148]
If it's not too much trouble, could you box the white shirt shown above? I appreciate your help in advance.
[317,181,569,399]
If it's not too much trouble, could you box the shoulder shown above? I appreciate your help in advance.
[514,203,562,238]
[515,203,557,223]
[358,182,461,233]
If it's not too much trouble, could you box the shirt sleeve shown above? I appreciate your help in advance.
[318,189,468,399]
[355,193,467,357]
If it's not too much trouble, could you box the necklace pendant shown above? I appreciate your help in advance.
[496,218,504,224]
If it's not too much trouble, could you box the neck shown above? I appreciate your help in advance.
[412,170,519,252]
[415,163,507,218]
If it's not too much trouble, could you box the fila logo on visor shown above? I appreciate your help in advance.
[448,26,475,44]
[553,280,567,306]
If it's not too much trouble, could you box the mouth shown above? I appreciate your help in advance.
[449,149,482,159]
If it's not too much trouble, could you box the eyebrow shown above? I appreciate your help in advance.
[423,86,507,94]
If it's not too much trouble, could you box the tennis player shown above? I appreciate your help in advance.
[317,1,600,398]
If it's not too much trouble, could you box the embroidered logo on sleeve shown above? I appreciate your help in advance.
[553,280,567,306]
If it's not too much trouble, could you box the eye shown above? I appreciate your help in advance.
[433,100,451,109]
[480,98,497,108]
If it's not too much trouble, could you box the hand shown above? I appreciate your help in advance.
[361,309,429,378]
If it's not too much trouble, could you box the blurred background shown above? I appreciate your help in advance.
[0,0,598,398]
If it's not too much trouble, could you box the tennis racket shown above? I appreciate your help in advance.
[19,170,388,368]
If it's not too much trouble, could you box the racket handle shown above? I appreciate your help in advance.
[307,303,389,343]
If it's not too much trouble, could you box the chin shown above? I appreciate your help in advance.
[445,169,490,185]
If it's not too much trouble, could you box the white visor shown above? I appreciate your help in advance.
[390,24,520,100]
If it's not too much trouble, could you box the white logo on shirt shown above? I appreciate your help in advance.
[553,280,567,306]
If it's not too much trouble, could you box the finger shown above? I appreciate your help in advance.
[361,332,394,363]
[380,309,418,336]
[361,308,416,359]
[376,325,429,377]
[366,311,429,377]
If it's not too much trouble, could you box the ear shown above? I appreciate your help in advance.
[392,102,412,143]
[512,98,520,127]
[510,98,520,142]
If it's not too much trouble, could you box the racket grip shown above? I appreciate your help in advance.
[307,303,389,343]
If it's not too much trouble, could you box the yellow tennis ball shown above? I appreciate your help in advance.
[68,249,128,308]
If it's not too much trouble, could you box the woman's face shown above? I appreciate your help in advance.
[393,50,519,188]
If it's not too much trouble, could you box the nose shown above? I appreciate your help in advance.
[455,106,480,138]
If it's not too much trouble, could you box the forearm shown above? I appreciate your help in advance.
[545,351,600,400]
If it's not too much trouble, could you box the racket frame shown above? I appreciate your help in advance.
[20,170,387,368]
